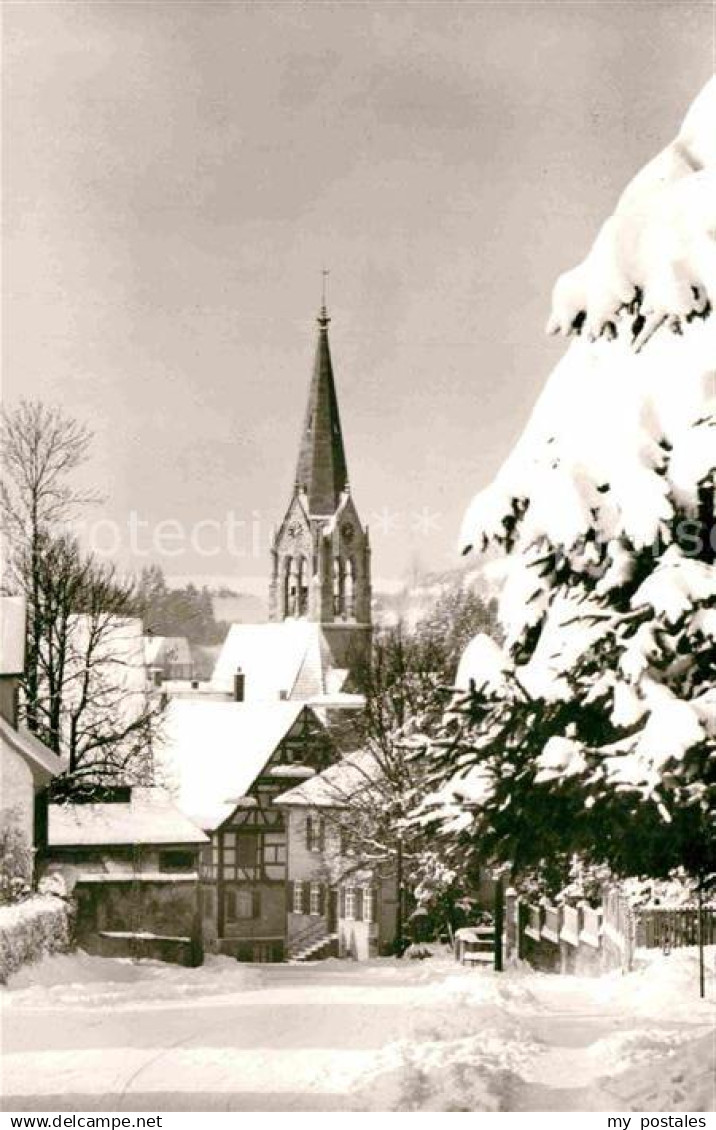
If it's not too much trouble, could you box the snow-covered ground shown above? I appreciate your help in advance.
[1,948,714,1112]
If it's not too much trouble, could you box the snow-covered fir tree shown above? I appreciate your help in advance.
[418,79,716,888]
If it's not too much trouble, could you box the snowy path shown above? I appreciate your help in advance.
[2,950,714,1111]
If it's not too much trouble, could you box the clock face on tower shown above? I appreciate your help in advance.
[341,521,354,542]
[288,521,302,538]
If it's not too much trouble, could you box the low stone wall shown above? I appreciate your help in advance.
[507,891,633,975]
[95,931,201,966]
[0,895,72,981]
[74,879,202,967]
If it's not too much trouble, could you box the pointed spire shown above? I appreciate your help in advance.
[294,291,349,516]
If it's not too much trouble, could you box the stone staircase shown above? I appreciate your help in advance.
[290,932,339,963]
[287,918,339,963]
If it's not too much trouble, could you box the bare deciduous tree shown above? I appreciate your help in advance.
[1,401,161,795]
[1,400,95,732]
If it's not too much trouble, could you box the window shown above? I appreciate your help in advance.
[159,850,194,872]
[344,886,355,920]
[253,942,274,963]
[306,814,324,852]
[225,888,260,921]
[221,832,259,879]
[309,882,321,916]
[293,880,304,914]
[237,836,258,869]
[237,889,258,919]
[333,558,344,616]
[263,832,286,865]
[363,887,374,923]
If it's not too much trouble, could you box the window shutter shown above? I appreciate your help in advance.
[288,881,294,912]
[355,888,363,922]
[318,884,326,916]
[306,815,313,851]
[252,889,261,919]
[301,882,309,915]
[318,818,325,851]
[340,887,346,917]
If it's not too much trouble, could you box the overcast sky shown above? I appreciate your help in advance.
[3,1,713,594]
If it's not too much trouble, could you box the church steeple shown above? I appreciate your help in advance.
[294,302,349,516]
[269,298,372,669]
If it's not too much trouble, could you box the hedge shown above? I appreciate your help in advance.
[0,895,72,981]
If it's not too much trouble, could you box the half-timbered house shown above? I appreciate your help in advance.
[159,697,335,962]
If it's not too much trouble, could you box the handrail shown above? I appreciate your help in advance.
[288,918,329,954]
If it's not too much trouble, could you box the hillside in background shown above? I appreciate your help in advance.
[212,591,268,625]
[372,553,505,630]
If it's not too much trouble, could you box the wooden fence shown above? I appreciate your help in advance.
[636,907,716,950]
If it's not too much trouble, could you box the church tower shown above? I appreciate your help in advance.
[269,299,372,676]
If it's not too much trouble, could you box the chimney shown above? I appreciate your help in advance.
[278,689,288,701]
[233,668,245,703]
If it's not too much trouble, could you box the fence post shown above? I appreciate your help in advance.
[698,884,705,1000]
[517,899,528,960]
[494,875,504,973]
[505,887,517,962]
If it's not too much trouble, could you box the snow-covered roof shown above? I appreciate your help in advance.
[0,596,26,676]
[65,614,149,722]
[307,691,364,710]
[155,698,308,829]
[0,717,64,782]
[48,787,207,847]
[275,748,381,809]
[212,621,336,701]
[157,681,223,700]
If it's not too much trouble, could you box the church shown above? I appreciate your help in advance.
[212,298,372,702]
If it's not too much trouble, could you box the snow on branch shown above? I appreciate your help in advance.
[547,78,716,347]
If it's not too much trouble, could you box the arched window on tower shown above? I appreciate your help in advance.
[333,558,344,618]
[344,557,356,620]
[282,556,293,619]
[296,556,309,617]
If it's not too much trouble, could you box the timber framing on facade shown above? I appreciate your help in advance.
[195,704,335,962]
